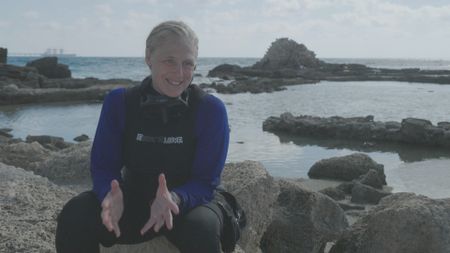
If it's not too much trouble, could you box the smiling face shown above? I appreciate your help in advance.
[146,35,197,98]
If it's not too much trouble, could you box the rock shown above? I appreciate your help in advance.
[0,141,50,170]
[221,160,279,252]
[26,57,71,78]
[0,128,13,138]
[336,182,355,195]
[350,183,390,205]
[263,114,450,148]
[330,193,450,253]
[338,202,365,211]
[308,153,386,183]
[0,47,7,64]
[0,63,44,88]
[26,135,71,150]
[320,186,346,201]
[103,160,279,253]
[31,141,92,185]
[253,38,323,70]
[358,169,385,189]
[74,134,89,142]
[438,121,450,130]
[400,117,442,145]
[0,162,76,252]
[208,64,243,78]
[261,180,348,253]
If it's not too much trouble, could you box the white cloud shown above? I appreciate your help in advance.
[95,4,114,15]
[23,10,39,19]
[0,20,10,28]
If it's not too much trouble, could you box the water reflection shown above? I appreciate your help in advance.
[273,132,450,163]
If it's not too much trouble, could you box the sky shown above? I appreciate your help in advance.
[1,0,450,58]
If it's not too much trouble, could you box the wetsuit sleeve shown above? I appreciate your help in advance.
[90,88,126,202]
[172,94,229,213]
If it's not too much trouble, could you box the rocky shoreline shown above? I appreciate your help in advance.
[0,56,138,105]
[206,38,450,94]
[1,131,450,252]
[263,113,450,149]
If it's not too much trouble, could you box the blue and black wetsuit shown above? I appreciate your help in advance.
[56,76,229,253]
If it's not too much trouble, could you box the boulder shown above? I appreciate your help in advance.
[31,141,92,185]
[0,141,51,170]
[221,160,279,252]
[350,183,390,205]
[330,193,450,253]
[0,162,76,252]
[308,153,386,183]
[26,135,71,150]
[26,57,71,78]
[358,169,385,189]
[400,118,435,144]
[319,186,346,201]
[0,47,7,64]
[260,180,348,253]
[74,134,89,142]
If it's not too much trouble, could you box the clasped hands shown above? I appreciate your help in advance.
[101,173,180,238]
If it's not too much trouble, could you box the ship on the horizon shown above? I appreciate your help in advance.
[41,48,77,57]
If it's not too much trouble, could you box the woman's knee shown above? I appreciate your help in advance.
[171,204,222,253]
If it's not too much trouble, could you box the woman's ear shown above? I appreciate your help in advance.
[145,48,152,68]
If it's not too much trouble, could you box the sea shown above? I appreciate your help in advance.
[2,56,450,198]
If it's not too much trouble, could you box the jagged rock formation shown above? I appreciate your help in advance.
[253,38,323,70]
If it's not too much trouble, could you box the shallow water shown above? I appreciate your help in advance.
[2,79,450,198]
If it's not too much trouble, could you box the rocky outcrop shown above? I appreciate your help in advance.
[26,57,71,78]
[207,38,450,94]
[253,38,323,70]
[263,113,450,148]
[261,179,348,253]
[206,77,316,94]
[0,63,44,88]
[0,47,7,64]
[0,63,138,105]
[330,193,450,253]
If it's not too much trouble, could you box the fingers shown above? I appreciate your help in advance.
[101,207,121,238]
[140,215,157,235]
[158,173,167,193]
[110,179,120,194]
[164,210,174,230]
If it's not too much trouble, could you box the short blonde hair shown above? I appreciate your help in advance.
[145,20,198,58]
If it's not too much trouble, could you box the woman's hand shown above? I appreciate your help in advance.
[140,173,180,235]
[101,179,124,238]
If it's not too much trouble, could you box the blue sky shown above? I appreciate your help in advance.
[1,0,450,58]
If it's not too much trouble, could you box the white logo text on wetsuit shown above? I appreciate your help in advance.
[136,133,183,144]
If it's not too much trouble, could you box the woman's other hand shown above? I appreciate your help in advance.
[140,173,179,234]
[101,179,124,238]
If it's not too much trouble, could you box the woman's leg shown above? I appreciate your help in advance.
[55,191,117,253]
[167,202,223,253]
[55,190,160,253]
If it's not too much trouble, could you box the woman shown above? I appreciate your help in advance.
[56,20,229,253]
